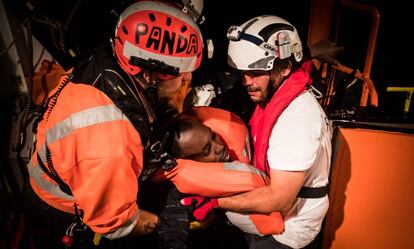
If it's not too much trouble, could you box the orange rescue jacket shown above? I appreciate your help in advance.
[28,73,143,238]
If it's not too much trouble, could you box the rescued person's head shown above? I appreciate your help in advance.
[165,118,230,162]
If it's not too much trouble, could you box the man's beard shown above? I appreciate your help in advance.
[265,80,277,102]
[152,96,178,127]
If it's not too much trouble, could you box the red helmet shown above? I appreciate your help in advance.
[114,1,203,76]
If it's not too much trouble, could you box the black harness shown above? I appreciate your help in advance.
[71,44,154,149]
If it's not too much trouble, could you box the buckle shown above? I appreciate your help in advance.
[227,25,243,41]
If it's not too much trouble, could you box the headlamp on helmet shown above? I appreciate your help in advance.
[227,25,243,41]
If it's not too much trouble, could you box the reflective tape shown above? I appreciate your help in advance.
[46,104,128,144]
[27,155,74,201]
[103,209,140,239]
[224,161,267,179]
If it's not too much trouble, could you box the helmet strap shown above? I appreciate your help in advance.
[127,73,157,124]
[134,72,155,91]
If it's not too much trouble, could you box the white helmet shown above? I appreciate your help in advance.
[227,15,303,71]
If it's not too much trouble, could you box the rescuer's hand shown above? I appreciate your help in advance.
[181,196,218,221]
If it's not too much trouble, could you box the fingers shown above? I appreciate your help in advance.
[180,196,205,206]
[180,196,219,221]
[193,208,209,221]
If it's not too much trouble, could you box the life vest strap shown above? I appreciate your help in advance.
[297,186,327,198]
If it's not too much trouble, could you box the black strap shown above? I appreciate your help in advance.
[297,186,328,198]
[71,44,154,150]
[36,152,72,196]
[34,75,73,196]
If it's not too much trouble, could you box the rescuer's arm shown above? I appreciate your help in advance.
[62,104,154,238]
[181,168,304,219]
[130,210,159,236]
[217,168,305,213]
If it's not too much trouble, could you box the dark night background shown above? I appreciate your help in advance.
[1,0,413,118]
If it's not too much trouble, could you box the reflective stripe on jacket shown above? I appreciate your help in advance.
[28,80,143,238]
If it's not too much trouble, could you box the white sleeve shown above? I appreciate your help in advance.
[267,109,322,171]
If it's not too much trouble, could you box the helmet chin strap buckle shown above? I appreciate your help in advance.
[227,25,243,41]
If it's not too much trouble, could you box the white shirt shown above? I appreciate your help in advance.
[267,90,332,248]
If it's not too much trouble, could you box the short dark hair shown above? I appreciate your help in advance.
[273,55,302,73]
[164,119,198,158]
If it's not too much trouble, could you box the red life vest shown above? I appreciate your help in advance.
[180,106,252,164]
[250,60,313,175]
[153,106,259,196]
[153,106,284,235]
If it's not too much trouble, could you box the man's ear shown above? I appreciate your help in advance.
[281,60,292,77]
[182,72,192,83]
[171,72,193,113]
